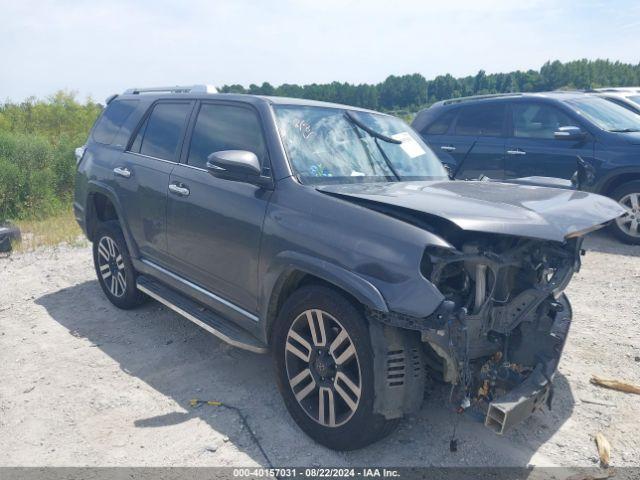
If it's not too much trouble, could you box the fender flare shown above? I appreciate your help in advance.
[86,180,140,258]
[272,251,389,312]
[594,167,640,195]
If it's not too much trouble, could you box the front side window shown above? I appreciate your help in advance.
[93,100,138,145]
[512,103,574,139]
[274,106,447,185]
[454,104,505,137]
[129,102,192,161]
[187,103,267,169]
[566,96,640,132]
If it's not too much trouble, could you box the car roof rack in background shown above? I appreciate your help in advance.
[441,92,523,105]
[123,85,218,95]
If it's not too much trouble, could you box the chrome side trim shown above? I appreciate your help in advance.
[126,152,179,165]
[140,259,260,322]
[137,283,266,354]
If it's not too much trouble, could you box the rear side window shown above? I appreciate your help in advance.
[92,100,138,145]
[129,102,192,161]
[512,103,573,139]
[455,104,505,136]
[424,109,456,135]
[187,103,267,169]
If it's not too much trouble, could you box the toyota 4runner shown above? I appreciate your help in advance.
[74,85,623,450]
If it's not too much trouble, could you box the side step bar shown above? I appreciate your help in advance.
[136,276,268,354]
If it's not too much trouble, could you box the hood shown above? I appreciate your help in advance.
[317,180,625,242]
[619,131,640,145]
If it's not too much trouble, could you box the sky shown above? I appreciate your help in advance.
[2,0,639,103]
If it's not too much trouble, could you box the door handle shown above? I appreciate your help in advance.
[113,167,131,178]
[506,149,526,156]
[440,145,456,152]
[169,183,190,196]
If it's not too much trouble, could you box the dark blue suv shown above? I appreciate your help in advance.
[413,92,640,244]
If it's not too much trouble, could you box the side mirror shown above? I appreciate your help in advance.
[554,126,585,141]
[206,150,261,177]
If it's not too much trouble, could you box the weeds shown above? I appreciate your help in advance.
[12,209,86,252]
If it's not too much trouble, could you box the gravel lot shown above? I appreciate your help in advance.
[1,231,639,468]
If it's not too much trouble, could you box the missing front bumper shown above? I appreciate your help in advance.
[484,294,572,434]
[484,365,550,434]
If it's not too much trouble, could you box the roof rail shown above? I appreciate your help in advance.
[441,92,523,105]
[123,85,218,95]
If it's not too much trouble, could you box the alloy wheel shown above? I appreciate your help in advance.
[97,236,127,297]
[284,309,362,428]
[616,192,640,238]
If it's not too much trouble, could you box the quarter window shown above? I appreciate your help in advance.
[512,103,573,139]
[454,104,505,136]
[129,102,192,161]
[187,103,267,170]
[424,109,456,135]
[92,100,138,145]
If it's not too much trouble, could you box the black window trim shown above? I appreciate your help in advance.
[180,99,273,178]
[125,99,195,164]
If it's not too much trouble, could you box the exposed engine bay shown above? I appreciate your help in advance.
[369,233,580,434]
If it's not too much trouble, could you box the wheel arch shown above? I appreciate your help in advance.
[597,169,640,197]
[263,251,389,344]
[85,181,139,258]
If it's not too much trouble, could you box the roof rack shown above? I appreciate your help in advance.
[123,85,218,95]
[441,92,523,105]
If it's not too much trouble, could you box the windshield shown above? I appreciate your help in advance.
[629,95,640,105]
[566,96,640,132]
[273,105,448,184]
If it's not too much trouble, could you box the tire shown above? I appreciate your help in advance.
[609,181,640,245]
[92,220,146,309]
[272,285,399,450]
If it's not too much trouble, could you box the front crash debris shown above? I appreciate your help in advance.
[367,235,580,434]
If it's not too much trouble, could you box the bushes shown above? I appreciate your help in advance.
[0,92,101,220]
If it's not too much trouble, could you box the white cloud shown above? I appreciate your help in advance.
[1,0,638,102]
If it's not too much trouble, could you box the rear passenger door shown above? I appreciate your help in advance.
[166,101,272,321]
[447,103,507,179]
[504,101,593,180]
[118,101,193,262]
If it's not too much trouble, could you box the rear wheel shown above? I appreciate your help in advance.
[272,285,399,450]
[93,221,146,309]
[609,181,640,244]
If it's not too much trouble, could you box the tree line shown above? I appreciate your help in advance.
[220,59,640,113]
[2,58,640,219]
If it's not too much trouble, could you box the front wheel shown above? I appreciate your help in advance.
[609,181,640,244]
[272,285,399,450]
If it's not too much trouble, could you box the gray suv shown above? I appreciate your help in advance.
[74,85,623,450]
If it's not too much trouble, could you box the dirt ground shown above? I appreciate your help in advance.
[1,231,639,468]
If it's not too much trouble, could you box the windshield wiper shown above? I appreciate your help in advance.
[609,128,640,133]
[343,110,402,181]
[344,111,401,144]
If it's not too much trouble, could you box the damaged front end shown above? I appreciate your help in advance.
[370,234,580,434]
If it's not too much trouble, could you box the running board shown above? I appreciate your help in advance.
[136,276,267,354]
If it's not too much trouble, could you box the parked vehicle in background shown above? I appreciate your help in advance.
[412,92,640,244]
[74,86,622,450]
[592,87,640,115]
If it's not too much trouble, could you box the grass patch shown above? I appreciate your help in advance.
[13,208,86,252]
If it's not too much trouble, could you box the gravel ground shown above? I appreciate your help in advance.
[0,231,639,468]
